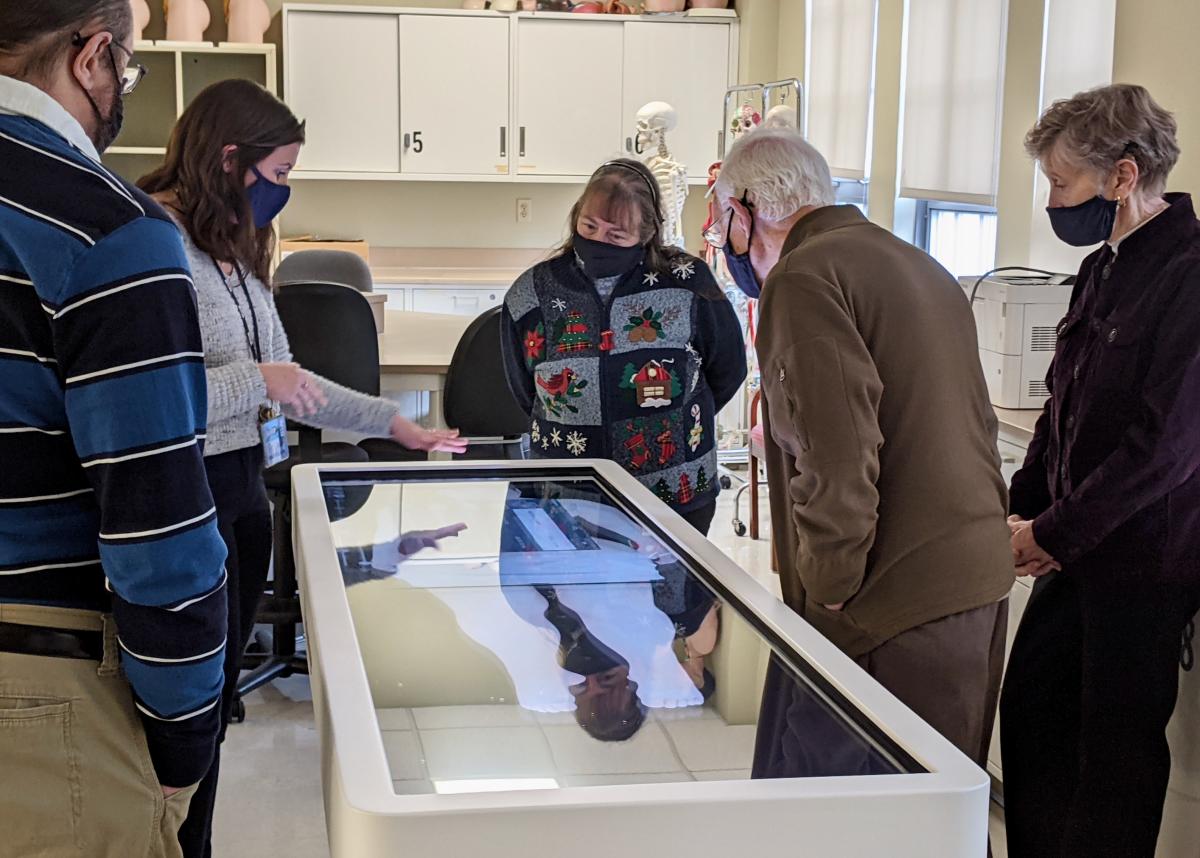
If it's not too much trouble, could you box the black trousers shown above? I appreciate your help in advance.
[1000,567,1200,858]
[678,500,717,537]
[178,446,273,858]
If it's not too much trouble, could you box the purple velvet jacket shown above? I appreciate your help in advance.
[1010,193,1200,580]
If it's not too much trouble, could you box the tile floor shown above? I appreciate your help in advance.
[215,483,1009,856]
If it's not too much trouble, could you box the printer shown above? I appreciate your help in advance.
[964,272,1075,410]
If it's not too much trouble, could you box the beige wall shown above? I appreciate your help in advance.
[1113,0,1200,195]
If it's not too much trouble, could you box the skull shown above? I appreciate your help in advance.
[635,101,678,155]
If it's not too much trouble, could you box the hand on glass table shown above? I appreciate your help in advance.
[369,523,468,572]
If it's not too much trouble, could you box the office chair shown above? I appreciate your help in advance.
[234,281,422,719]
[442,306,529,460]
[275,249,374,293]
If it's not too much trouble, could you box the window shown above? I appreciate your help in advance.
[918,201,997,279]
[805,0,878,180]
[899,0,1008,206]
[834,178,870,214]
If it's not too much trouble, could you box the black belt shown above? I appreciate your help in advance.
[0,621,103,661]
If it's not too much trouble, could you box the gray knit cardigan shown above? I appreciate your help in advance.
[172,218,400,457]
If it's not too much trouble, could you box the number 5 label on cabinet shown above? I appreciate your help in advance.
[399,16,509,176]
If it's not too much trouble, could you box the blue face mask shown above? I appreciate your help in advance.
[721,202,761,299]
[248,164,291,229]
[1046,194,1119,247]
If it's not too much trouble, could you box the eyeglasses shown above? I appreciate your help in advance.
[72,32,148,96]
[703,192,751,251]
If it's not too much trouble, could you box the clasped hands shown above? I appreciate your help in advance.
[1008,515,1060,577]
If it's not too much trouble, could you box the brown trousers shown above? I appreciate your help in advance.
[0,604,198,858]
[855,599,1008,768]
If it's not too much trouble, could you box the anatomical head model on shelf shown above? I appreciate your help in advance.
[163,0,210,42]
[225,0,271,44]
[635,101,688,249]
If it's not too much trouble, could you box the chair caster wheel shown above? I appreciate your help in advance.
[732,520,747,537]
[231,696,246,724]
[719,475,733,489]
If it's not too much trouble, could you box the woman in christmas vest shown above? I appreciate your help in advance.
[501,158,745,531]
[501,159,746,695]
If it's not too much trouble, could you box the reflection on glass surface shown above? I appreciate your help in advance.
[322,474,906,796]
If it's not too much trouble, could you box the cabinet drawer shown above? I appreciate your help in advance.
[374,286,409,312]
[411,287,506,317]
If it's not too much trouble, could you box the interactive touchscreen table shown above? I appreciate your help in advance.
[292,460,990,857]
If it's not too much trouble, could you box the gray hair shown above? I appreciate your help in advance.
[1026,84,1180,196]
[713,128,836,221]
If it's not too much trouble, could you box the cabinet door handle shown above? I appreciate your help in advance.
[500,127,507,157]
[403,132,411,152]
[519,126,526,158]
[625,136,633,153]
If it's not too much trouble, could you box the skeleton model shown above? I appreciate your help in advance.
[635,102,688,249]
[164,0,210,42]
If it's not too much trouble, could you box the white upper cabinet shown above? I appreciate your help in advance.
[399,16,510,177]
[516,19,624,178]
[622,21,732,180]
[283,7,737,183]
[286,11,400,173]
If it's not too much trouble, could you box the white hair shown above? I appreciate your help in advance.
[714,128,836,221]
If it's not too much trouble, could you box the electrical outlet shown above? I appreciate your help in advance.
[517,198,533,224]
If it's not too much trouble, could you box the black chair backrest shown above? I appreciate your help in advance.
[274,281,380,397]
[276,250,374,293]
[443,306,528,437]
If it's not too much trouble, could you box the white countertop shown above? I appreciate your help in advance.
[369,247,543,287]
[995,407,1041,447]
[378,310,473,374]
[372,266,524,286]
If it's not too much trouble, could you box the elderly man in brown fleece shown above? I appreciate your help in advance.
[708,128,1014,769]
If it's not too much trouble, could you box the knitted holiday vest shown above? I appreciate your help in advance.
[505,253,720,512]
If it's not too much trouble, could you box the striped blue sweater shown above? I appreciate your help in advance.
[0,84,228,787]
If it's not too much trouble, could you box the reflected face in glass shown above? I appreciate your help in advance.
[571,666,646,742]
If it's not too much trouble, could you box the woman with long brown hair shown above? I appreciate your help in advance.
[499,159,746,698]
[140,79,464,857]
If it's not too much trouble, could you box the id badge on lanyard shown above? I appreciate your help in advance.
[259,405,289,468]
[214,258,289,468]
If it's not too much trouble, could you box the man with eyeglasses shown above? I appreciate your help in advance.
[0,2,227,855]
[710,129,1014,784]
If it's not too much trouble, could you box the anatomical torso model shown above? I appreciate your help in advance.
[226,0,271,44]
[164,0,210,42]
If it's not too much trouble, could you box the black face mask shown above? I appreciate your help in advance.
[1046,194,1119,247]
[721,200,761,299]
[78,44,125,153]
[574,233,646,280]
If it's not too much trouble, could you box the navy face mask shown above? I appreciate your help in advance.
[722,203,761,299]
[574,233,646,280]
[248,165,292,229]
[1046,194,1119,247]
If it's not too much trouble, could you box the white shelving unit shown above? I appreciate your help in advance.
[103,41,277,179]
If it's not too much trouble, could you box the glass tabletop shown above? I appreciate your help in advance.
[321,471,911,796]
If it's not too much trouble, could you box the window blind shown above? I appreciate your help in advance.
[805,0,878,180]
[899,0,1009,206]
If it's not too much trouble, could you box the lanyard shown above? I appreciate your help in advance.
[212,257,262,363]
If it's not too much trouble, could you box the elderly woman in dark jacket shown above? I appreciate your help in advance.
[1001,84,1200,858]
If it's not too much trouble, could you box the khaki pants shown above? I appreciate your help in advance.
[0,604,198,858]
[855,599,1008,768]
